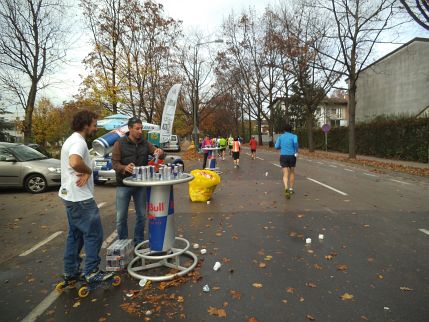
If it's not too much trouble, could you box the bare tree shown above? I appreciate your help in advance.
[275,1,342,151]
[81,0,127,114]
[320,0,405,158]
[399,0,429,30]
[0,0,70,143]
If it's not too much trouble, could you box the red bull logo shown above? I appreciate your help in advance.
[147,202,165,213]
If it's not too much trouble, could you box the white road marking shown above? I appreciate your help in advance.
[418,229,429,235]
[324,207,338,215]
[329,164,338,168]
[307,178,348,196]
[364,173,377,177]
[102,230,118,249]
[19,231,63,257]
[256,157,264,161]
[97,202,107,208]
[271,163,282,168]
[344,168,354,172]
[245,153,251,156]
[390,179,411,185]
[21,289,60,322]
[317,161,324,165]
[21,228,119,321]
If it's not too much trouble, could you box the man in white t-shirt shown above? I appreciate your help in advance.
[59,110,113,286]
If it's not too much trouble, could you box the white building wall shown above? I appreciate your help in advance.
[356,40,429,122]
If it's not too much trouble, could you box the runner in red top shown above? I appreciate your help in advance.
[249,136,257,160]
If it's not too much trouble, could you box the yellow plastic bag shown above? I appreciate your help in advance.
[188,169,221,202]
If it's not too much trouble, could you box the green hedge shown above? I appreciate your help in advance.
[296,117,429,163]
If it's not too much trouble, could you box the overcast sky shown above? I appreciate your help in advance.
[9,0,427,117]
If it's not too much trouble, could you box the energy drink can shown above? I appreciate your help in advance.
[178,164,183,176]
[173,166,179,179]
[132,166,138,181]
[149,166,155,180]
[141,166,148,181]
[159,167,164,180]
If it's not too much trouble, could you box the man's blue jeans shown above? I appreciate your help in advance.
[116,186,146,245]
[62,198,103,276]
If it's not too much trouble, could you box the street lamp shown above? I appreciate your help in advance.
[192,39,224,148]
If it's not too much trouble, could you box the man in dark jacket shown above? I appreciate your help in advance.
[112,117,164,245]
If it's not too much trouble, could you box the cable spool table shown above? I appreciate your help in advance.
[202,146,222,174]
[123,173,197,282]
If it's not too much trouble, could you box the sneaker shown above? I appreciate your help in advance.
[85,269,114,284]
[289,189,295,195]
[285,189,291,199]
[237,164,240,168]
[234,165,237,168]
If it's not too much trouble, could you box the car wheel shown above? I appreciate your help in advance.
[25,174,48,193]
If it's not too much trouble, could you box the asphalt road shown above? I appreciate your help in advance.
[0,147,428,322]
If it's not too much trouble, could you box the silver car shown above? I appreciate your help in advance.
[0,142,61,193]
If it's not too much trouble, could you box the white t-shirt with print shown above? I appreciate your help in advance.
[58,132,94,202]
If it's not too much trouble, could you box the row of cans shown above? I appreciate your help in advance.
[132,163,184,181]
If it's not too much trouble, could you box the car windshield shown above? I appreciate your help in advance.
[9,145,48,161]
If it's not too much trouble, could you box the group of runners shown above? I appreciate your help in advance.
[201,123,298,199]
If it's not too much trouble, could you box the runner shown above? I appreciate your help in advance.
[249,136,257,160]
[275,124,299,199]
[219,136,227,160]
[232,136,241,168]
[228,135,234,156]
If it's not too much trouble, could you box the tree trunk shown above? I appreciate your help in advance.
[23,81,38,144]
[257,116,263,146]
[348,81,357,158]
[248,104,252,138]
[306,112,314,152]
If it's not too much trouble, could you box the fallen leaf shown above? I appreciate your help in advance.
[367,257,374,262]
[360,315,369,320]
[232,235,239,240]
[336,264,348,271]
[248,318,258,322]
[212,286,221,291]
[222,257,231,263]
[306,282,317,288]
[258,262,266,268]
[177,296,184,303]
[324,255,334,261]
[286,287,295,294]
[223,301,229,307]
[73,301,81,308]
[98,318,107,322]
[215,232,222,237]
[400,286,413,292]
[299,297,305,302]
[313,264,323,270]
[306,314,316,320]
[282,299,288,304]
[289,232,297,237]
[377,274,384,280]
[230,290,241,300]
[252,283,263,288]
[340,293,354,301]
[264,255,273,261]
[207,306,227,318]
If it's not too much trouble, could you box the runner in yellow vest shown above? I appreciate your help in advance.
[232,137,241,168]
[227,135,234,156]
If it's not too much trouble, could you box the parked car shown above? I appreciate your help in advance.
[91,149,185,185]
[162,135,180,152]
[0,142,61,193]
[26,143,52,158]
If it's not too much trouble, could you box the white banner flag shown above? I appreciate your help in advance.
[160,84,182,144]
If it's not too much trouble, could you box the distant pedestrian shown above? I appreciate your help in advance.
[219,136,227,160]
[275,124,299,199]
[249,136,257,160]
[201,135,211,169]
[232,137,241,168]
[228,135,234,155]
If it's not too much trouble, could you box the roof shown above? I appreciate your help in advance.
[360,37,429,74]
